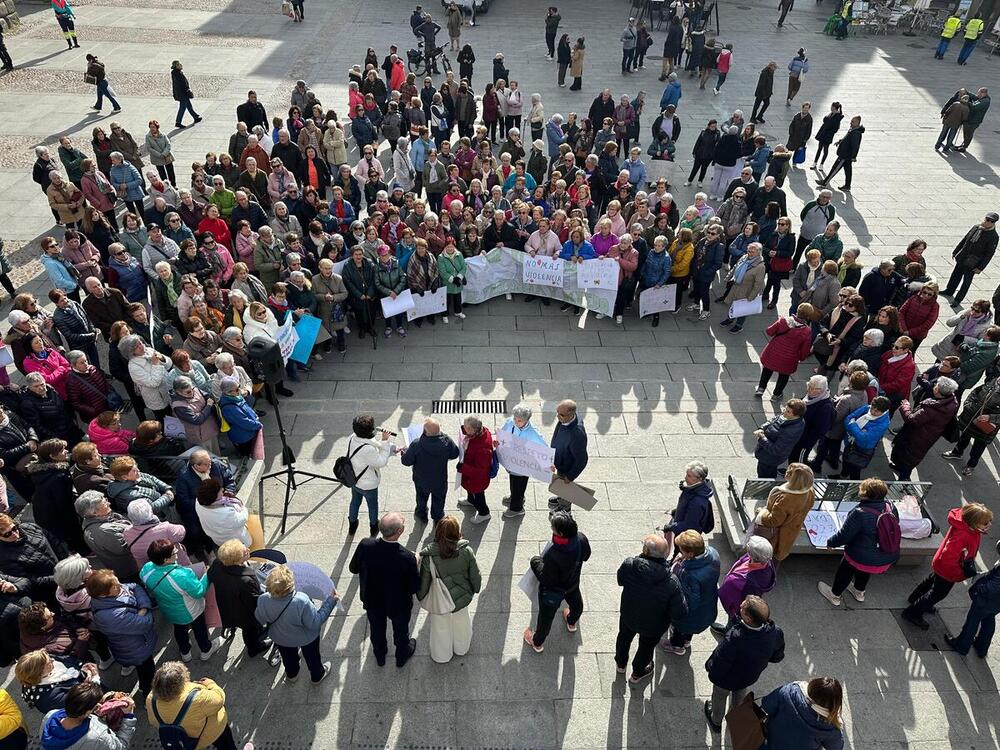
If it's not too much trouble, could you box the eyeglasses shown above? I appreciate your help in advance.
[777,221,789,226]
[892,345,905,350]
[0,524,19,539]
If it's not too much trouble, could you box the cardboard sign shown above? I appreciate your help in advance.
[548,478,598,511]
[522,255,564,288]
[577,258,620,290]
[638,285,678,317]
[275,313,299,363]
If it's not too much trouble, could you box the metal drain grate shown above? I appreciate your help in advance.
[432,399,507,414]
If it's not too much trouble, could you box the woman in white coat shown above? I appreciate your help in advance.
[344,413,396,537]
[242,301,294,397]
[417,515,481,663]
[119,333,172,421]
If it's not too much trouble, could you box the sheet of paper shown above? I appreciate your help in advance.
[638,285,677,317]
[804,510,850,548]
[380,289,415,318]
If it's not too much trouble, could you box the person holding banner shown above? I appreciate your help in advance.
[637,234,673,327]
[406,239,441,328]
[342,246,379,339]
[720,242,766,333]
[606,235,639,326]
[496,404,547,519]
[558,229,596,313]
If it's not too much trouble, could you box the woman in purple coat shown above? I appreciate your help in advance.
[711,535,776,634]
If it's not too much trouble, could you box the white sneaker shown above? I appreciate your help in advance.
[713,88,719,95]
[471,512,491,524]
[344,325,351,334]
[817,582,842,607]
[180,650,193,663]
[684,181,692,187]
[505,293,512,300]
[595,313,604,320]
[456,312,466,319]
[686,303,698,312]
[846,584,865,602]
[698,311,710,321]
[503,508,526,519]
[615,315,623,325]
[442,315,450,324]
[457,498,474,508]
[200,637,223,661]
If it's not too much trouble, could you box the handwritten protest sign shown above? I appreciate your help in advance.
[522,255,564,288]
[381,290,415,319]
[577,258,620,290]
[497,431,555,483]
[290,314,325,364]
[407,287,448,321]
[275,313,299,363]
[638,285,678,317]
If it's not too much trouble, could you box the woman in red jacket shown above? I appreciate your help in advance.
[898,282,940,354]
[902,502,993,630]
[460,415,494,525]
[877,336,916,414]
[756,303,816,400]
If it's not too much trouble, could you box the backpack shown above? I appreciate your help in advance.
[152,688,203,750]
[862,502,901,555]
[333,439,369,488]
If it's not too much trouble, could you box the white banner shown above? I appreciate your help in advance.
[522,255,564,288]
[638,285,677,318]
[332,259,348,275]
[406,287,447,321]
[577,258,619,290]
[381,290,416,318]
[276,313,299,363]
[496,431,556,483]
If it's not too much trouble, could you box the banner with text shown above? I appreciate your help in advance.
[407,287,448,321]
[522,255,565,288]
[577,258,620,290]
[638,285,678,318]
[496,430,556,483]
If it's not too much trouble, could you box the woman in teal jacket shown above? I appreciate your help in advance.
[139,539,220,662]
[374,244,408,337]
[437,241,468,323]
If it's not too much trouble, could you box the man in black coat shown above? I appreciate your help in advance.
[588,89,615,129]
[270,129,304,177]
[173,450,235,556]
[724,166,758,203]
[750,62,776,123]
[349,512,421,667]
[859,261,905,317]
[748,175,787,220]
[207,539,270,657]
[236,91,268,132]
[704,595,785,733]
[615,534,687,683]
[230,191,269,233]
[548,399,588,512]
[944,212,999,305]
[400,418,460,524]
[817,115,864,191]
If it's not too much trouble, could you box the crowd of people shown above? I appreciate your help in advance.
[2,0,1000,747]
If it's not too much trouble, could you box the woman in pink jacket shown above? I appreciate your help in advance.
[61,230,103,284]
[88,411,136,455]
[23,334,72,399]
[606,234,639,325]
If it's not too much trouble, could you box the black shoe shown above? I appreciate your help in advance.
[254,409,267,417]
[396,638,417,667]
[560,303,572,312]
[370,523,379,536]
[73,40,80,48]
[174,123,186,129]
[414,512,429,524]
[757,117,766,124]
[348,519,359,535]
[703,700,722,733]
[627,662,654,685]
[652,315,659,327]
[540,298,550,306]
[276,385,294,397]
[427,316,436,325]
[944,635,967,655]
[337,345,347,353]
[375,654,386,667]
[193,116,203,123]
[901,609,930,631]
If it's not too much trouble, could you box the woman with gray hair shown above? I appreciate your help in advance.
[459,416,495,524]
[495,404,547,518]
[122,498,190,569]
[210,351,253,402]
[270,200,303,241]
[789,374,834,464]
[168,375,220,455]
[75,490,139,581]
[121,334,172,421]
[664,461,714,539]
[890,375,960,481]
[711,535,776,634]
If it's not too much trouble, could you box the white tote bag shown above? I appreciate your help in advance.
[729,295,763,319]
[419,555,455,615]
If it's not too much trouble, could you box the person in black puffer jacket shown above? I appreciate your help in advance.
[19,375,82,446]
[207,539,270,657]
[754,398,806,478]
[687,121,720,186]
[665,461,714,535]
[0,517,67,606]
[525,512,591,652]
[615,534,687,683]
[0,408,38,501]
[25,440,87,556]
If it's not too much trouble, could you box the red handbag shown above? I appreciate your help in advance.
[769,255,793,273]
[974,415,998,436]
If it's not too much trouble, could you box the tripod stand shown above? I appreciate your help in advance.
[257,382,341,534]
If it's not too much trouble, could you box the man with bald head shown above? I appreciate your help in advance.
[400,417,460,525]
[614,533,688,685]
[80,275,130,341]
[349,511,421,667]
[549,399,589,512]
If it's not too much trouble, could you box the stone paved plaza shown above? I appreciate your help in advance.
[2,0,1000,747]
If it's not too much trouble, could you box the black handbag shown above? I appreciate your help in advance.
[841,439,874,470]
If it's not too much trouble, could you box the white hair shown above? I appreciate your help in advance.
[685,461,709,480]
[745,535,774,563]
[936,376,958,395]
[511,404,533,421]
[74,490,106,518]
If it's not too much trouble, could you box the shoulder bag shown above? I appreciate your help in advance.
[419,555,456,615]
[71,370,130,413]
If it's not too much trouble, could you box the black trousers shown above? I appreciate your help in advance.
[944,265,978,304]
[751,96,770,121]
[614,616,662,673]
[136,656,156,694]
[756,460,779,479]
[241,622,269,657]
[0,41,12,71]
[508,473,529,511]
[545,32,557,57]
[277,635,324,680]
[614,278,636,316]
[533,587,583,646]
[831,557,871,596]
[174,613,211,655]
[366,607,412,662]
[758,367,790,395]
[823,158,852,188]
[815,141,832,165]
[467,490,489,515]
[156,163,177,185]
[905,572,955,617]
[415,483,446,520]
[558,63,568,86]
[687,158,711,183]
[953,432,989,467]
[810,435,842,470]
[210,725,239,750]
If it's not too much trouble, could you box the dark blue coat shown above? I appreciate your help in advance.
[754,416,805,465]
[705,619,785,691]
[551,417,588,481]
[666,481,714,534]
[672,546,720,634]
[400,433,460,495]
[970,564,1000,616]
[858,268,904,313]
[827,499,900,568]
[795,397,835,453]
[219,393,261,445]
[760,682,845,750]
[617,554,687,636]
[693,238,726,284]
[90,584,158,666]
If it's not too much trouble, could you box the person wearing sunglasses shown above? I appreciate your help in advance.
[0,512,63,608]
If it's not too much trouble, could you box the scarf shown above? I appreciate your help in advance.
[853,410,874,430]
[34,349,50,360]
[806,263,820,287]
[731,254,757,284]
[888,352,908,363]
[960,312,986,337]
[803,389,830,406]
[164,279,179,306]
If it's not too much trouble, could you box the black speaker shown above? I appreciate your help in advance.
[247,336,285,385]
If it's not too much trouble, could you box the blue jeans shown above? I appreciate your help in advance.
[175,97,200,124]
[936,37,952,56]
[957,39,977,64]
[936,125,959,149]
[95,79,121,111]
[715,72,728,89]
[350,486,379,524]
[952,601,996,656]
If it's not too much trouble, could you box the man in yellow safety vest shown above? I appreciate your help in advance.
[934,14,962,59]
[958,15,985,65]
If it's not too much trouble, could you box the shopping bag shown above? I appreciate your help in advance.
[728,296,763,319]
[726,692,768,750]
[793,146,806,164]
[419,556,456,615]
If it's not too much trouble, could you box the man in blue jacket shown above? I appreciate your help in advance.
[659,73,682,111]
[947,540,1000,657]
[400,418,460,524]
[548,399,588,512]
[753,398,806,478]
[704,595,785,733]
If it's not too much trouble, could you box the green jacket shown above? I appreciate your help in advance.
[139,562,209,625]
[209,188,237,219]
[968,95,991,127]
[418,540,481,611]
[958,339,999,388]
[58,146,88,184]
[437,251,468,294]
[375,258,407,297]
[807,233,844,262]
